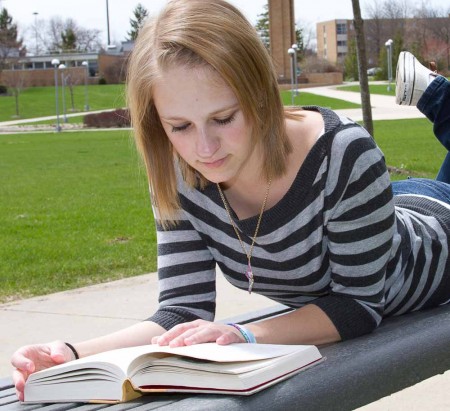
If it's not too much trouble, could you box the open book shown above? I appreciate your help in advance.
[24,343,323,404]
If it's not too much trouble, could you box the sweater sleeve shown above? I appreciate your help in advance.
[146,208,217,331]
[311,128,395,340]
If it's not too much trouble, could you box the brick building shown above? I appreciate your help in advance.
[316,16,450,72]
[0,43,131,87]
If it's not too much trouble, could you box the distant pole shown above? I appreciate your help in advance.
[82,61,90,111]
[52,59,61,132]
[385,39,393,92]
[59,64,67,123]
[33,12,39,55]
[288,48,295,105]
[292,43,298,96]
[106,0,111,46]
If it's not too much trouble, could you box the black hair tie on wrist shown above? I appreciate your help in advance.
[65,342,79,360]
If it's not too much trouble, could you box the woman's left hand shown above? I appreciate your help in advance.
[151,319,245,347]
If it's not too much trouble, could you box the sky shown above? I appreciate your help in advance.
[3,0,449,49]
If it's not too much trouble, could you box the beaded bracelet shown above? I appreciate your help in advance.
[65,342,80,360]
[227,323,257,343]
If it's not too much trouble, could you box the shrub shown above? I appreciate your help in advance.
[301,55,341,74]
[83,109,130,128]
[98,77,107,85]
[0,85,7,95]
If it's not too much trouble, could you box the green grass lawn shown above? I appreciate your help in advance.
[280,90,361,109]
[0,130,156,302]
[374,118,445,179]
[0,116,446,302]
[337,83,397,96]
[338,78,450,96]
[0,84,125,122]
[0,86,360,125]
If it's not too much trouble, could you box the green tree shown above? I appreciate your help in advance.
[127,3,149,41]
[255,3,270,51]
[344,38,359,81]
[0,8,23,69]
[295,26,305,62]
[377,31,404,81]
[61,27,77,51]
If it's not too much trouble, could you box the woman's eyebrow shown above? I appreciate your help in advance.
[160,104,240,121]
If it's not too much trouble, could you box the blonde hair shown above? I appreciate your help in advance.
[127,0,292,226]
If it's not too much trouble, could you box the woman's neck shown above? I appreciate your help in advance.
[220,110,323,220]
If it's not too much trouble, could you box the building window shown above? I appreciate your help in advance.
[336,23,347,35]
[337,40,347,47]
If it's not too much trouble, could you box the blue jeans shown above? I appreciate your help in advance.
[417,76,450,183]
[392,178,450,204]
[392,76,450,205]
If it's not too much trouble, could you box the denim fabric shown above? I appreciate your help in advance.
[392,178,450,205]
[417,76,450,183]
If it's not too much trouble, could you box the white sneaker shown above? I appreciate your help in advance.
[395,51,438,106]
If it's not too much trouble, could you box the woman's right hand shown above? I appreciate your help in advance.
[11,340,75,401]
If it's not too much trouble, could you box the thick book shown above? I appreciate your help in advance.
[24,343,323,404]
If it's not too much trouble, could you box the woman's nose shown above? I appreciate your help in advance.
[196,128,220,158]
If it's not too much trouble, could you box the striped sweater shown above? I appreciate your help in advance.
[149,107,450,340]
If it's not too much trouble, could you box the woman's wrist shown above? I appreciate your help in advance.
[65,342,79,360]
[227,323,257,343]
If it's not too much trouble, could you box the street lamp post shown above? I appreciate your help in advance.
[51,58,61,132]
[59,64,67,123]
[81,61,90,111]
[106,0,111,46]
[385,39,394,92]
[291,43,298,96]
[33,12,39,55]
[288,48,295,105]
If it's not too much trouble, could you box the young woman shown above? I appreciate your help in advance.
[11,0,450,401]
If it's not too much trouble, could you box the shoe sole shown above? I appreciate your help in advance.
[396,52,416,106]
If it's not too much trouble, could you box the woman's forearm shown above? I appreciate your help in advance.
[73,321,166,358]
[246,304,341,345]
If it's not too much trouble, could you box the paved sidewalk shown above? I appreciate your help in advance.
[302,84,425,122]
[0,272,277,376]
[2,83,448,409]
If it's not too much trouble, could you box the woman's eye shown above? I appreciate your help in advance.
[215,114,235,126]
[171,124,190,133]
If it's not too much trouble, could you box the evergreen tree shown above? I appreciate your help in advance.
[61,27,77,51]
[295,27,305,62]
[0,8,23,69]
[127,3,149,41]
[255,4,270,51]
[344,38,359,81]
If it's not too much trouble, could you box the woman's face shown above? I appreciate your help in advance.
[153,65,259,187]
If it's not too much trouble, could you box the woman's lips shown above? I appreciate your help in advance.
[201,156,227,169]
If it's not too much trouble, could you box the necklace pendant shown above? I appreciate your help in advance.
[245,262,254,294]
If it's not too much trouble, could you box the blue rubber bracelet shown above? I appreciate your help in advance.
[227,323,257,343]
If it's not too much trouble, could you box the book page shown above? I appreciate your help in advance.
[137,343,315,362]
[127,343,320,377]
